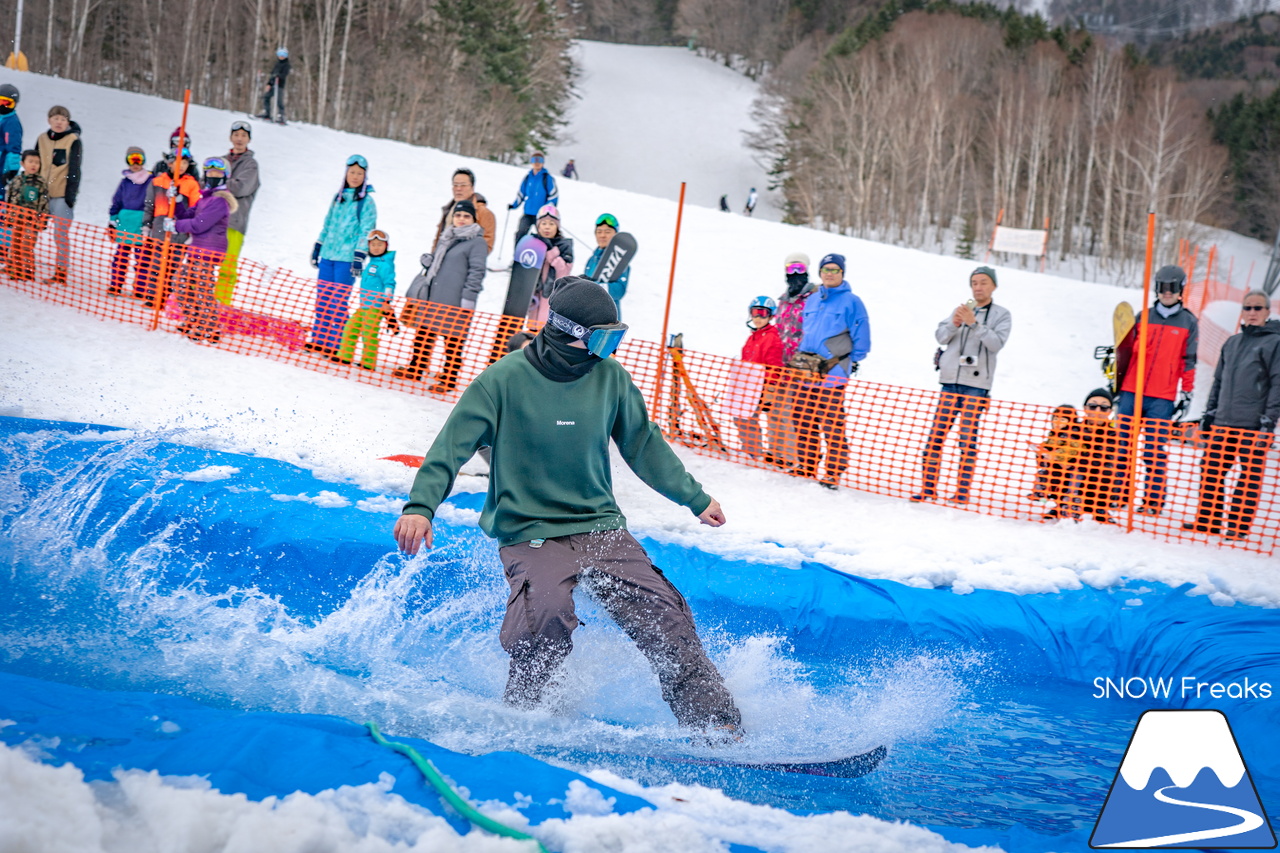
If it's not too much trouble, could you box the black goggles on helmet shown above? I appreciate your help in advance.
[547,310,628,359]
[1155,278,1184,294]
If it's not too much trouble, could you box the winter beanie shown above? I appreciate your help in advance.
[453,199,477,218]
[125,146,145,163]
[819,253,845,273]
[48,105,70,119]
[971,266,998,286]
[537,203,560,222]
[1083,387,1114,407]
[524,276,618,382]
[785,251,810,270]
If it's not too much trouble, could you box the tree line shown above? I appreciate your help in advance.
[4,0,572,159]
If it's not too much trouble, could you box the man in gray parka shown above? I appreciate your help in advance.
[216,120,260,305]
[1186,290,1280,540]
[913,265,1013,504]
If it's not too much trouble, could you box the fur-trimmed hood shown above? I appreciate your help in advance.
[210,187,239,214]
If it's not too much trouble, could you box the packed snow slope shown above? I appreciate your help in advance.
[0,59,1221,409]
[544,41,780,218]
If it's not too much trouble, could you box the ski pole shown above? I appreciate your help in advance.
[497,207,511,265]
[559,224,591,250]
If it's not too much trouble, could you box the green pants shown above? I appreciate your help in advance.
[338,305,383,368]
[215,228,245,305]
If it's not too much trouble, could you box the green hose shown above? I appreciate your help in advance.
[365,721,549,852]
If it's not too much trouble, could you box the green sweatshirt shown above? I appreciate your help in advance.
[404,351,712,546]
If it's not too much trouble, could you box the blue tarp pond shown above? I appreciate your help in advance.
[1,416,1276,851]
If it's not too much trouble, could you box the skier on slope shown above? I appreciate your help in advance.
[743,187,758,217]
[258,48,291,124]
[394,277,744,740]
[508,151,558,255]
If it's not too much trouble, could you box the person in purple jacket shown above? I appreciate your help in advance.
[167,156,237,343]
[107,146,153,296]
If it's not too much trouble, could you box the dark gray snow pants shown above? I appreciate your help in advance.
[497,529,741,730]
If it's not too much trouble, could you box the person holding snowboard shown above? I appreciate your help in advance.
[508,151,558,255]
[1113,264,1198,516]
[525,203,573,327]
[583,212,629,319]
[912,265,1010,504]
[393,276,743,740]
[259,48,291,123]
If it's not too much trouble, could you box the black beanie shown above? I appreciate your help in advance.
[453,198,477,218]
[548,276,618,327]
[1084,387,1114,406]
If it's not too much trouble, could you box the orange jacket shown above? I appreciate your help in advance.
[150,172,201,219]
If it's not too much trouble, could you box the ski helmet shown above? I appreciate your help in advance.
[202,156,228,188]
[749,296,777,316]
[277,47,289,59]
[169,127,192,151]
[1153,264,1186,294]
[0,83,18,113]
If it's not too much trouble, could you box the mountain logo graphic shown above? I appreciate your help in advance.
[1091,709,1276,848]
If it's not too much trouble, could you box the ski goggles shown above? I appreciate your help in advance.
[0,96,15,110]
[346,154,368,169]
[750,307,772,318]
[1155,280,1184,294]
[785,262,807,275]
[595,213,618,229]
[230,120,252,133]
[530,155,545,164]
[125,152,145,166]
[367,229,389,242]
[203,156,229,172]
[547,310,628,359]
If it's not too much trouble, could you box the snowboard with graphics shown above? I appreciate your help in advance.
[501,234,547,318]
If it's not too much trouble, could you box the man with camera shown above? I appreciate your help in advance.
[913,266,1012,504]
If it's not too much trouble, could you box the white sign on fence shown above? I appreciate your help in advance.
[991,226,1047,257]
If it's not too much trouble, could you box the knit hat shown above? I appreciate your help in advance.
[1083,387,1114,406]
[971,265,998,286]
[125,146,145,164]
[548,276,618,328]
[48,105,70,119]
[819,253,845,273]
[169,126,191,148]
[785,251,810,269]
[537,203,560,222]
[453,199,477,218]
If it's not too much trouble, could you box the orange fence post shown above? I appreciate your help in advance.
[1124,211,1157,532]
[149,88,192,332]
[654,181,687,417]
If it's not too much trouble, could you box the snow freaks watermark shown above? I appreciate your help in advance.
[1090,710,1276,849]
[1092,676,1273,701]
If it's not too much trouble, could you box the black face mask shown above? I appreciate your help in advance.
[523,326,598,382]
[204,175,226,190]
[786,272,809,299]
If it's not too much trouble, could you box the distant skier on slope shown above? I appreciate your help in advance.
[258,48,291,124]
[393,277,744,741]
[719,194,730,213]
[743,187,758,216]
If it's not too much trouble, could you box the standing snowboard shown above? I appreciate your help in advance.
[501,234,547,318]
[1094,301,1135,394]
[591,232,638,285]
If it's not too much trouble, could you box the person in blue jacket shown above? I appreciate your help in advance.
[334,228,399,370]
[308,154,378,356]
[508,150,558,254]
[583,212,630,319]
[791,253,871,489]
[107,146,153,296]
[0,84,21,184]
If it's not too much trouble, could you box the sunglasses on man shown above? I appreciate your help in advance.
[819,266,842,275]
[1241,304,1268,312]
[1085,403,1112,411]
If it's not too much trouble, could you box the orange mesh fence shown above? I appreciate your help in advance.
[3,204,1276,556]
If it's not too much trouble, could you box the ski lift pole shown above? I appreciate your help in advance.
[1124,210,1156,532]
[654,181,687,418]
[150,88,192,332]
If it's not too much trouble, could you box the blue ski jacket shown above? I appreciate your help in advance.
[798,280,871,385]
[0,111,22,177]
[513,169,558,215]
[317,186,378,262]
[357,249,397,308]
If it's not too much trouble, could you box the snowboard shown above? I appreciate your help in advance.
[591,232,638,284]
[652,744,886,779]
[502,234,547,318]
[1094,301,1135,395]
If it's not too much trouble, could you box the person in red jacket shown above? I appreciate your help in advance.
[1114,264,1199,515]
[733,296,787,464]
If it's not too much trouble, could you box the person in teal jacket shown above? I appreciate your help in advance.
[394,277,742,739]
[307,154,378,355]
[335,228,399,369]
[582,212,630,319]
